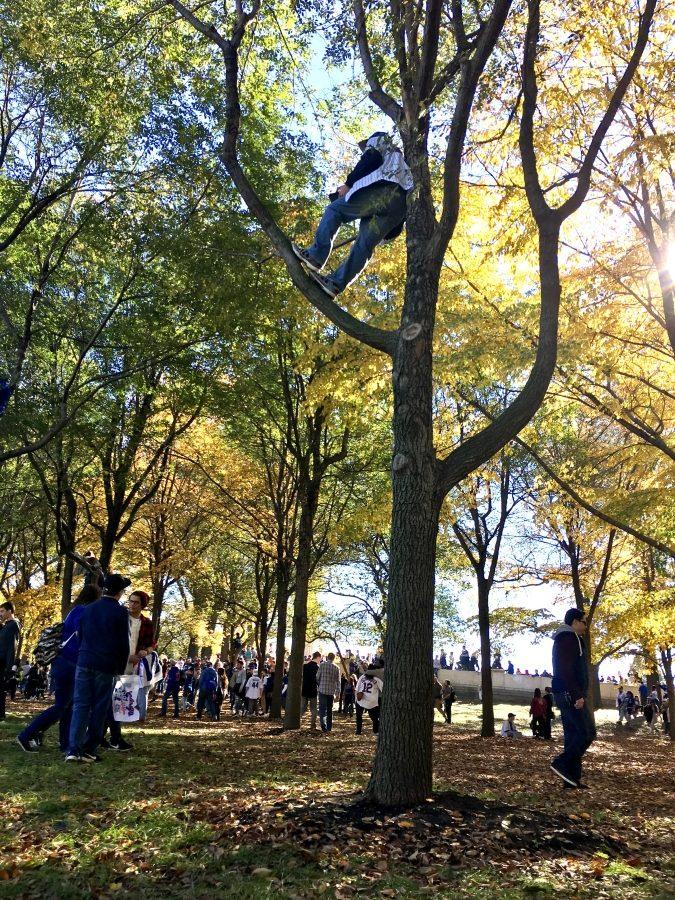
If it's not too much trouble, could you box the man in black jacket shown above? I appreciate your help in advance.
[0,601,20,722]
[550,609,596,788]
[65,574,131,762]
[301,651,322,731]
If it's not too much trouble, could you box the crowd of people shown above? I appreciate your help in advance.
[1,585,671,776]
[151,647,386,736]
[0,579,393,756]
[434,646,632,684]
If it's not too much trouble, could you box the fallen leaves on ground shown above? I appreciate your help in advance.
[0,702,673,898]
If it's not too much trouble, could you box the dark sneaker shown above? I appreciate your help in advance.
[16,735,39,753]
[109,739,133,752]
[309,270,339,298]
[99,737,111,750]
[550,763,577,787]
[81,751,102,763]
[291,243,322,273]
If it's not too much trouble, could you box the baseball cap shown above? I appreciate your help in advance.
[103,573,132,595]
[358,130,387,151]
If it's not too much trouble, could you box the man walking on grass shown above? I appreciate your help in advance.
[316,652,341,733]
[550,609,596,789]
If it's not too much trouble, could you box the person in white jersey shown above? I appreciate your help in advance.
[355,670,383,735]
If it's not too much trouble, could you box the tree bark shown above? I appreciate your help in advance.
[151,581,164,643]
[270,565,290,720]
[366,245,441,804]
[588,660,601,714]
[660,648,674,743]
[477,577,495,736]
[284,493,315,729]
[60,554,74,619]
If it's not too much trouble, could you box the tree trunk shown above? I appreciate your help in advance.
[477,578,495,737]
[660,648,674,743]
[187,636,198,659]
[60,554,74,619]
[270,567,290,720]
[151,580,165,642]
[284,497,314,730]
[588,659,601,714]
[367,249,440,805]
[98,528,116,574]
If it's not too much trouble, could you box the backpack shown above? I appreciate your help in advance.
[34,623,65,665]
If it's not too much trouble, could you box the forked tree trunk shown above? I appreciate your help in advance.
[477,578,495,736]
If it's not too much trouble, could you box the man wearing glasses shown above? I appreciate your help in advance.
[550,609,596,789]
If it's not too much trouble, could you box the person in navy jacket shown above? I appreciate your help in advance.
[65,574,131,762]
[549,609,596,788]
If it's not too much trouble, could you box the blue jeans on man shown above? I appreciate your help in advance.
[552,692,597,784]
[161,685,180,718]
[308,184,407,292]
[18,656,75,751]
[318,692,335,732]
[67,666,115,756]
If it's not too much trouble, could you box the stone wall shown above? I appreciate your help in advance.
[437,668,635,709]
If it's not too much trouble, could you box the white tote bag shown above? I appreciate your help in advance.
[112,674,142,722]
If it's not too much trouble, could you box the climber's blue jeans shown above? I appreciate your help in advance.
[308,183,407,291]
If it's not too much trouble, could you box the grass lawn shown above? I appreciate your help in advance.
[0,697,673,898]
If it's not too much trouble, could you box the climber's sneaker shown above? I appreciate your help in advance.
[309,270,339,299]
[291,244,323,273]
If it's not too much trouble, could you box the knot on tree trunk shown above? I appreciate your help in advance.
[392,453,409,473]
[401,322,422,341]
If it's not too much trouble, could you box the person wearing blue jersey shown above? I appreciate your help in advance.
[15,585,101,753]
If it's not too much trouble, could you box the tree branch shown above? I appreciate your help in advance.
[167,0,396,356]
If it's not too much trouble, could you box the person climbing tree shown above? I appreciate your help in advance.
[292,132,413,298]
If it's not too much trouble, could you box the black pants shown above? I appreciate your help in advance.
[107,704,123,743]
[542,715,552,739]
[0,664,6,720]
[161,686,180,717]
[531,714,546,737]
[444,699,453,723]
[356,704,379,734]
